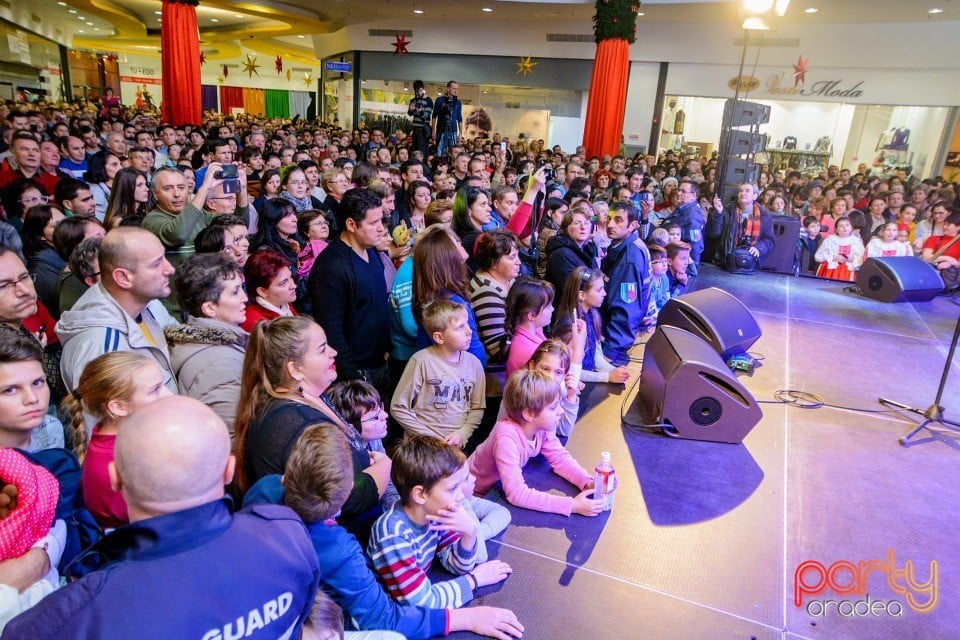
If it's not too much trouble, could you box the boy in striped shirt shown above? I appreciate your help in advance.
[367,435,512,609]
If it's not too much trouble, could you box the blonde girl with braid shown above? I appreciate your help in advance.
[62,351,171,529]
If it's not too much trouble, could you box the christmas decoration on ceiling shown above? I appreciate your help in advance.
[792,56,808,87]
[222,64,229,78]
[516,56,537,76]
[303,73,314,86]
[217,75,225,85]
[242,54,260,78]
[392,33,410,56]
[275,55,283,74]
[286,69,292,82]
[199,51,206,65]
[593,0,641,44]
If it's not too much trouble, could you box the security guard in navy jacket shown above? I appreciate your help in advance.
[601,201,651,367]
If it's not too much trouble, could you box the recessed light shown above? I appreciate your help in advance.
[482,7,492,12]
[210,18,219,22]
[297,34,305,38]
[929,7,944,14]
[77,29,84,33]
[93,27,100,31]
[637,12,645,16]
[413,9,424,14]
[234,14,244,18]
[67,8,77,13]
[57,1,66,5]
[77,16,86,20]
[805,7,818,13]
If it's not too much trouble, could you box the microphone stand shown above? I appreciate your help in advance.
[880,310,960,445]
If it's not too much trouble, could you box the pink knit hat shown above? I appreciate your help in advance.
[0,449,59,561]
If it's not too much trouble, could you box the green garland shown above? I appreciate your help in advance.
[593,0,641,44]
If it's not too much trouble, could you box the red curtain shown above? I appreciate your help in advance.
[219,86,244,114]
[160,0,201,125]
[582,38,631,158]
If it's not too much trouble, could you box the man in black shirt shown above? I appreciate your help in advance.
[408,80,433,159]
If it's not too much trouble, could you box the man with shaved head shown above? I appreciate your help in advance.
[4,397,321,638]
[56,227,178,393]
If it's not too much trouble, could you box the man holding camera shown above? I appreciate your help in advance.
[142,164,248,313]
[708,183,775,271]
[661,179,707,279]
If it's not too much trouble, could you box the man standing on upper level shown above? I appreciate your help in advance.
[432,81,463,159]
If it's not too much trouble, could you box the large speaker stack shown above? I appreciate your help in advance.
[639,288,763,444]
[716,99,770,204]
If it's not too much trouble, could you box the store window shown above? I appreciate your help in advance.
[660,95,950,179]
[0,20,64,103]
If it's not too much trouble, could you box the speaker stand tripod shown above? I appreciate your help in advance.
[880,311,960,445]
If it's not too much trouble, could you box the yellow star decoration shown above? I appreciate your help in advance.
[217,75,225,85]
[242,54,260,78]
[516,56,537,76]
[286,69,292,82]
[303,73,314,86]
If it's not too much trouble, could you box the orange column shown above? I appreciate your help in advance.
[160,0,202,125]
[582,38,631,158]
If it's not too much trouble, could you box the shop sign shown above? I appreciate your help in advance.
[324,61,352,73]
[764,72,864,99]
[120,75,162,86]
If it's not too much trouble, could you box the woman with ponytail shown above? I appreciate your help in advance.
[64,352,171,530]
[233,316,390,542]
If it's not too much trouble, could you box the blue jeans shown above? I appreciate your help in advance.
[438,131,459,158]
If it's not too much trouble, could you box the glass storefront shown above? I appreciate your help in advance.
[0,20,64,103]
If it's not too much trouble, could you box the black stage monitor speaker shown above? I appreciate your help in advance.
[761,215,801,274]
[856,257,944,303]
[639,326,762,444]
[657,287,762,360]
[724,99,771,127]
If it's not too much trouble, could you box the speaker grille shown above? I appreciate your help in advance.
[867,275,883,292]
[690,396,722,426]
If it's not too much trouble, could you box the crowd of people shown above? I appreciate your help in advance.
[0,83,958,637]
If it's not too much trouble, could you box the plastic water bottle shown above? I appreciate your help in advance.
[593,452,616,511]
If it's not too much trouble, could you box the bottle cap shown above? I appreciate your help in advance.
[600,451,611,462]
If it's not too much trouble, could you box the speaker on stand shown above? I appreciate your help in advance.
[657,287,762,360]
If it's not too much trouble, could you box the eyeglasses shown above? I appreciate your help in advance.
[20,195,49,206]
[286,180,308,186]
[0,272,34,294]
[361,404,386,422]
[652,259,670,264]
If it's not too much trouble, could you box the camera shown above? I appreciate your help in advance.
[539,163,556,183]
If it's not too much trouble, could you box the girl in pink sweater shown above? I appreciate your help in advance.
[467,369,603,517]
[504,278,555,378]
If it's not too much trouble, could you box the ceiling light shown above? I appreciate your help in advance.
[637,12,645,16]
[154,10,161,14]
[210,18,219,22]
[743,16,772,29]
[743,0,774,13]
[67,8,77,13]
[78,29,84,33]
[413,9,424,14]
[93,27,100,31]
[57,1,66,5]
[775,0,790,15]
[805,7,818,13]
[234,14,244,18]
[482,7,492,12]
[297,34,305,38]
[929,7,944,14]
[77,16,86,20]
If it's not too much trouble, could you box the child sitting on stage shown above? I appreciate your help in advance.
[469,369,603,517]
[367,435,513,609]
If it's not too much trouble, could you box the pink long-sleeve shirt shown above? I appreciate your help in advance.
[467,418,592,516]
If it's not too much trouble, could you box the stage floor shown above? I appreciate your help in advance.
[451,266,960,639]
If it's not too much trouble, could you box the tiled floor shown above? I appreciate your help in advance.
[451,266,960,639]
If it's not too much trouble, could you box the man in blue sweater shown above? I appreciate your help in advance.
[4,396,320,640]
[245,424,524,640]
